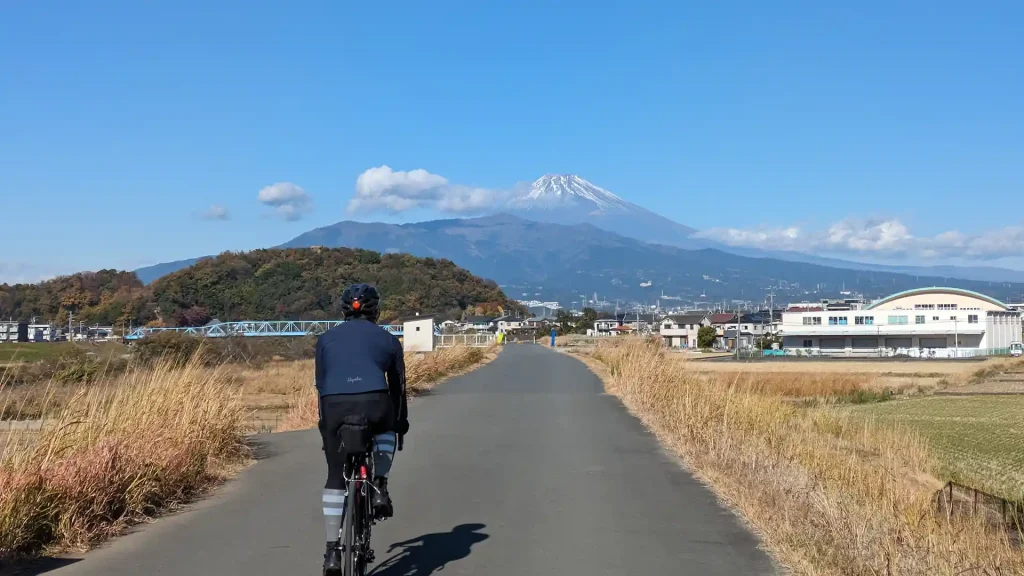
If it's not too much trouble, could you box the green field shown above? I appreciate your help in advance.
[0,341,128,365]
[849,395,1024,500]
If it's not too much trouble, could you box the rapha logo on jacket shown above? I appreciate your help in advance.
[347,377,363,383]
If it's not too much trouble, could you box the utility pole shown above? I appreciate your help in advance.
[954,317,959,359]
[68,311,73,342]
[735,302,741,359]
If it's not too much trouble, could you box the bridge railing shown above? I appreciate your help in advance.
[124,320,417,340]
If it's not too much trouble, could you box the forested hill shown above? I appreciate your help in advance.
[0,269,149,327]
[150,248,516,324]
[0,248,518,326]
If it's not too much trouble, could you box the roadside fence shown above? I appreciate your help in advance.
[934,481,1023,531]
[435,334,496,348]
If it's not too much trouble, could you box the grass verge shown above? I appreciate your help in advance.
[0,355,249,559]
[582,339,1023,575]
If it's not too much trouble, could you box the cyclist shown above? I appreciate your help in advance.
[316,283,409,574]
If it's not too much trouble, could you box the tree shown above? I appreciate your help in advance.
[175,305,212,327]
[555,310,574,334]
[576,307,597,334]
[756,334,782,350]
[697,325,717,349]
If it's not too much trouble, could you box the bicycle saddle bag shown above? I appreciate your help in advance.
[337,414,373,455]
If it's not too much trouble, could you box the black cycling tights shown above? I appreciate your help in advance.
[319,392,395,490]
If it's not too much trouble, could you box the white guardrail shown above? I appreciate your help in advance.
[434,334,496,348]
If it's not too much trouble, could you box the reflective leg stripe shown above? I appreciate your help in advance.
[372,433,396,478]
[373,433,397,453]
[323,488,346,541]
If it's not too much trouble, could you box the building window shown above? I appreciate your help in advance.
[664,324,671,331]
[914,304,935,310]
[968,314,979,324]
[803,339,813,348]
[855,315,875,325]
[933,316,940,321]
[938,304,958,311]
[915,315,926,324]
[829,316,847,325]
[888,315,908,325]
[813,317,821,325]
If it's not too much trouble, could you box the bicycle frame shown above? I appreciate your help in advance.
[340,451,376,576]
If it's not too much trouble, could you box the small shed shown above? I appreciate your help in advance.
[402,316,435,352]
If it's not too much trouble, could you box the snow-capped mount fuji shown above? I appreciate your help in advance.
[505,174,699,246]
[511,174,636,212]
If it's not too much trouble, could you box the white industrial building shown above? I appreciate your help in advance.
[780,287,1022,357]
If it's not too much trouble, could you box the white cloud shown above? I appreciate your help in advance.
[347,166,500,214]
[199,204,230,221]
[694,218,1024,261]
[0,262,60,285]
[258,182,311,221]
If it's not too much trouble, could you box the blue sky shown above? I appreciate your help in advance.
[2,0,1023,282]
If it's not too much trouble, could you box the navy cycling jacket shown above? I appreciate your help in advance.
[315,318,407,420]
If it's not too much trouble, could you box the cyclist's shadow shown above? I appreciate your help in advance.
[369,523,489,575]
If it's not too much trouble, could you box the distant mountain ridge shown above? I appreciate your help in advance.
[132,174,1024,288]
[499,174,1024,284]
[270,215,1024,304]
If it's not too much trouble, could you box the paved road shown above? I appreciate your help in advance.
[36,345,774,575]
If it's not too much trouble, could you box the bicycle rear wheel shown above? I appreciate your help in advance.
[341,476,359,576]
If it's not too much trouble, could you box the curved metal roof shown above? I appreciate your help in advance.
[865,287,1009,311]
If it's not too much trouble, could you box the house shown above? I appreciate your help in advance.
[593,318,619,336]
[708,313,737,337]
[658,313,711,348]
[462,316,496,332]
[737,311,781,340]
[494,315,525,332]
[524,315,556,329]
[720,328,756,350]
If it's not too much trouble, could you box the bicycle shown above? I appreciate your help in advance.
[334,420,403,576]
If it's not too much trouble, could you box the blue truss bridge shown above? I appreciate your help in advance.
[123,320,436,341]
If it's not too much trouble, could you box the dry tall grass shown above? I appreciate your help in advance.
[724,371,881,399]
[0,356,248,558]
[277,345,491,431]
[590,340,1023,575]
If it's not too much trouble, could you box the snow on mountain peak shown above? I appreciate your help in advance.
[511,174,635,212]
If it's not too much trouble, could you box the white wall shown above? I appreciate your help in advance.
[981,312,1022,349]
[403,318,435,352]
